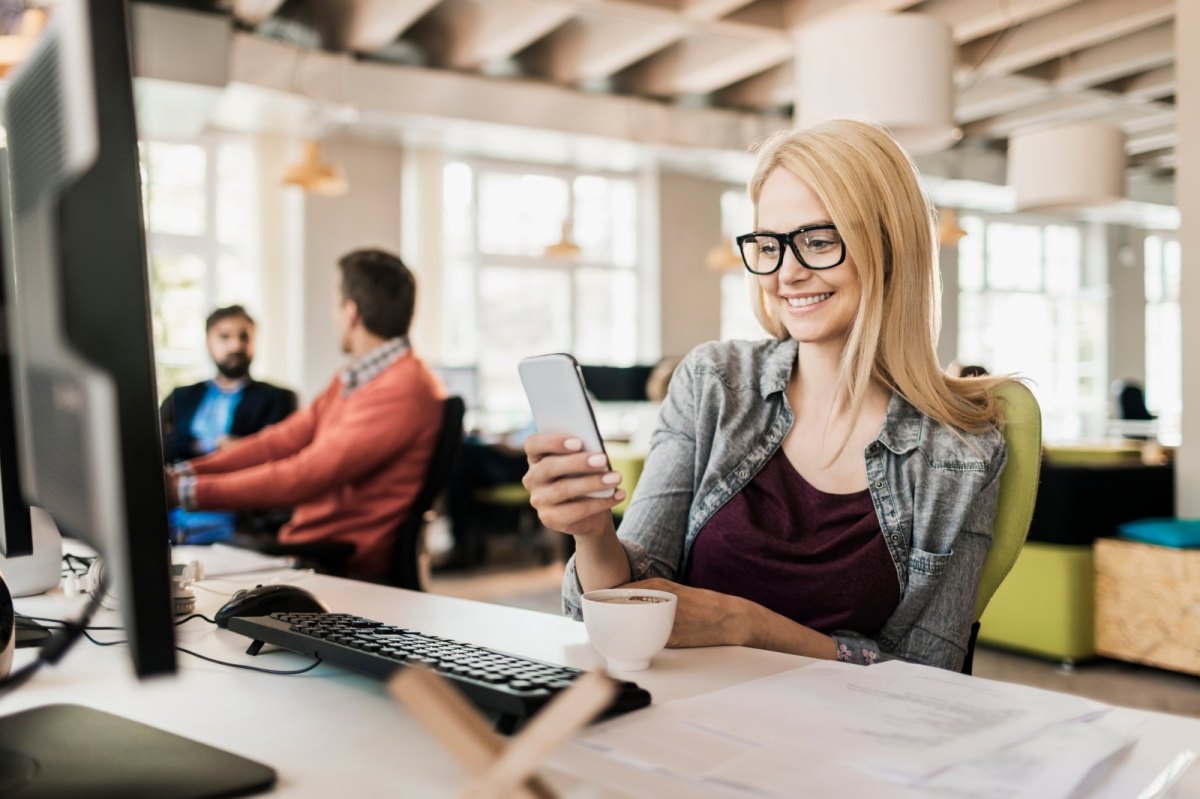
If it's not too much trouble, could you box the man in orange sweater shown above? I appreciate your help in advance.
[169,249,445,580]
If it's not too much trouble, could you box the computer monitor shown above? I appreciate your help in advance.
[1,0,174,676]
[0,214,31,560]
[578,364,655,402]
[432,365,480,410]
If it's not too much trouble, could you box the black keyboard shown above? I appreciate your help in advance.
[228,612,652,730]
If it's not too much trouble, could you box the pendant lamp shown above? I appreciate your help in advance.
[544,221,581,259]
[795,14,957,154]
[1008,122,1125,211]
[282,140,349,196]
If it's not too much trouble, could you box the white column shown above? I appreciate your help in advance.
[1177,2,1200,516]
[1105,224,1146,395]
[292,136,405,401]
[250,133,295,392]
[937,242,958,368]
[656,171,723,356]
[401,147,445,363]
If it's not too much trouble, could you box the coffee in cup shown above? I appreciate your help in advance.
[581,588,676,671]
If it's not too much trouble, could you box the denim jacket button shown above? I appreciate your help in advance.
[890,534,899,543]
[874,480,884,489]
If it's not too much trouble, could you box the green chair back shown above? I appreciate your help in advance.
[973,381,1042,621]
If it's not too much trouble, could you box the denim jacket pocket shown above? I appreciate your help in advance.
[908,548,953,578]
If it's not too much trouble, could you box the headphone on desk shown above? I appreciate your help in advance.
[65,557,202,615]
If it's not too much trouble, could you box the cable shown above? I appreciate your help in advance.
[175,648,323,676]
[0,581,106,698]
[19,613,322,676]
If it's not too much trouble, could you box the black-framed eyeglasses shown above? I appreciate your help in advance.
[735,224,846,275]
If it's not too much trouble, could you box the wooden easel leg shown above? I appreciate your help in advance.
[389,668,617,799]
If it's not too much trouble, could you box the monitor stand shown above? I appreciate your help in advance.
[0,704,276,798]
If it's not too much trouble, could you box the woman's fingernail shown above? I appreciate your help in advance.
[613,490,627,501]
[601,472,621,485]
[564,438,583,451]
[587,454,606,468]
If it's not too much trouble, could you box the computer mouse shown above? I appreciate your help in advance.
[214,584,329,628]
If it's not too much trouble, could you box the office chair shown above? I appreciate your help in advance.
[387,395,465,590]
[961,381,1042,676]
[231,397,466,585]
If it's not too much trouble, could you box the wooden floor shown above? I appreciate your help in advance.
[430,561,1200,720]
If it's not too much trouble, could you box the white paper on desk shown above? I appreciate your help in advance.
[669,660,1110,781]
[557,700,1136,799]
[704,714,1139,799]
[172,543,295,577]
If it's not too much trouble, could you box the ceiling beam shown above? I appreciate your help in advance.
[1116,63,1176,102]
[961,95,1117,139]
[1126,124,1177,156]
[519,15,687,84]
[1046,22,1174,91]
[616,27,793,95]
[954,74,1054,124]
[1128,147,1176,170]
[224,0,289,26]
[956,0,1173,80]
[918,0,1082,44]
[712,62,793,109]
[224,31,791,152]
[340,0,441,52]
[409,0,575,69]
[788,0,922,28]
[683,0,760,19]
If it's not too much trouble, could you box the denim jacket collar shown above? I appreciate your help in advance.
[755,337,923,455]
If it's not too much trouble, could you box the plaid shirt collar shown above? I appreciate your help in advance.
[340,337,409,396]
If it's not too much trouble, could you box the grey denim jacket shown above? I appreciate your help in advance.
[563,338,1008,672]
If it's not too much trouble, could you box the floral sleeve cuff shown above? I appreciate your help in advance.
[831,631,892,666]
[560,538,657,621]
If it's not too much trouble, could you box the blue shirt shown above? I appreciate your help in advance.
[173,380,247,544]
[189,380,247,455]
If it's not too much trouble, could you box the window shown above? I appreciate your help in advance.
[719,189,764,341]
[441,161,640,427]
[957,216,1105,441]
[141,138,259,398]
[1144,234,1181,443]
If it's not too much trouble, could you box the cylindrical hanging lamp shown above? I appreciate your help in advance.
[1008,122,1125,211]
[795,14,957,154]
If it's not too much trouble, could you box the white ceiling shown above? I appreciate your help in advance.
[188,0,1177,179]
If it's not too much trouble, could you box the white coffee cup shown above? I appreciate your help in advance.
[581,588,677,672]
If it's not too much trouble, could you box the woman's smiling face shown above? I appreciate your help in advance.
[755,167,862,348]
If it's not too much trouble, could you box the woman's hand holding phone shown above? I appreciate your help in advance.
[523,434,626,539]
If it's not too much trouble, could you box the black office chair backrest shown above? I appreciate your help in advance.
[388,396,466,589]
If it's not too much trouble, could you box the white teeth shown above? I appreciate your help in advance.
[786,292,833,308]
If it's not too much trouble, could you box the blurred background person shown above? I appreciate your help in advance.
[161,305,298,543]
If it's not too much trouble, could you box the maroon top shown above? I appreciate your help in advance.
[684,449,901,637]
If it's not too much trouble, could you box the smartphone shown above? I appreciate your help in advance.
[518,353,614,499]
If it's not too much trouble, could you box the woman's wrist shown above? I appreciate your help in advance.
[729,596,762,648]
[573,523,630,593]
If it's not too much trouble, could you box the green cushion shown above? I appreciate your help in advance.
[974,382,1043,621]
[978,542,1095,661]
[606,443,645,517]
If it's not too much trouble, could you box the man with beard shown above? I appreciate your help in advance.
[161,306,297,542]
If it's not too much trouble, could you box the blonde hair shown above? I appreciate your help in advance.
[747,119,1008,435]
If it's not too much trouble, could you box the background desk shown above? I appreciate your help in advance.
[10,570,1200,797]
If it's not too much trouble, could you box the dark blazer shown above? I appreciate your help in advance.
[160,379,298,464]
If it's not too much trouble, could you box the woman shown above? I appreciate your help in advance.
[524,120,1010,671]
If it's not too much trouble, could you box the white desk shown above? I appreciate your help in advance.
[9,569,1200,798]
